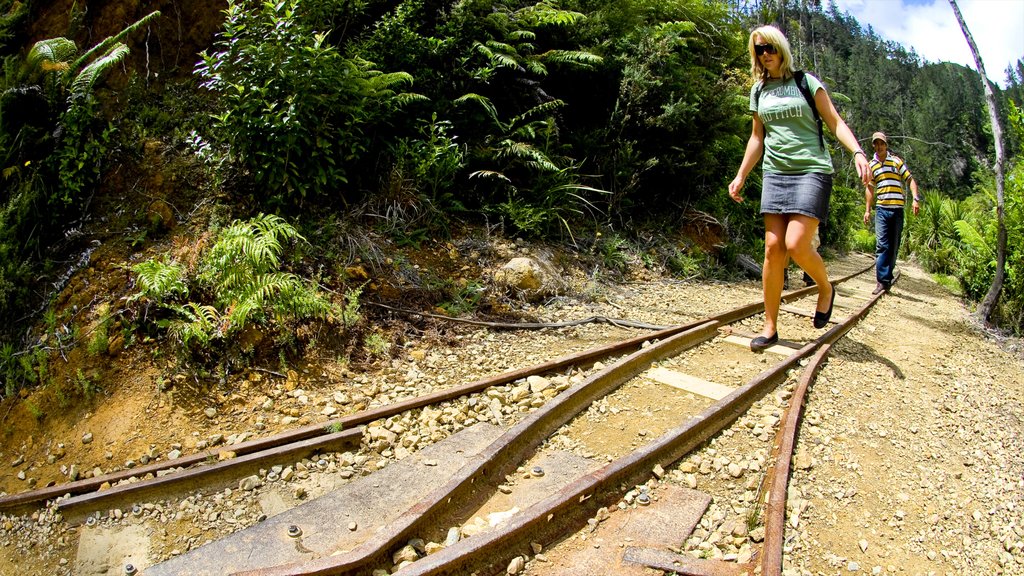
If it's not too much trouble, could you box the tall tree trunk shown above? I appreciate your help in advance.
[949,0,1006,325]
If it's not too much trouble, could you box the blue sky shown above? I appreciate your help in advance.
[832,0,1024,86]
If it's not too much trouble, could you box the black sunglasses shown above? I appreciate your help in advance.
[754,43,778,56]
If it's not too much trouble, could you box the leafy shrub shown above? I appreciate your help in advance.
[824,184,861,251]
[438,280,485,316]
[850,228,875,254]
[195,0,423,209]
[668,248,705,279]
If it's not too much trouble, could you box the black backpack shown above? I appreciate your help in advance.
[754,70,825,151]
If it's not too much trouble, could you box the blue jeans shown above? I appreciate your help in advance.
[875,206,904,287]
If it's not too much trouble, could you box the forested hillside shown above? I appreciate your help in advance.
[1,0,1022,400]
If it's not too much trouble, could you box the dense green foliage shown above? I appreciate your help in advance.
[901,103,1024,331]
[0,11,160,334]
[0,0,1023,397]
[195,0,424,209]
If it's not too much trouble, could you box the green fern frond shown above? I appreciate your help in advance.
[473,42,495,60]
[71,10,160,73]
[168,303,220,347]
[70,44,129,100]
[131,259,188,301]
[511,99,565,124]
[484,40,518,55]
[508,30,537,42]
[275,277,333,320]
[27,38,77,70]
[525,60,548,76]
[455,93,501,127]
[953,219,993,257]
[393,93,429,106]
[498,141,558,172]
[469,170,512,184]
[515,3,585,28]
[490,52,522,70]
[368,71,415,92]
[205,214,302,285]
[538,50,603,68]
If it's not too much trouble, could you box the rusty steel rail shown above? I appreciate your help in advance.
[223,262,877,576]
[229,320,724,576]
[4,262,872,514]
[57,427,365,521]
[628,270,885,576]
[387,330,811,576]
[0,317,708,513]
[758,285,884,576]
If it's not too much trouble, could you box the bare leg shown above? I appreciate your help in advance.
[762,214,789,338]
[785,214,833,312]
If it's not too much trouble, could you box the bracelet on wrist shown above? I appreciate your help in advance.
[854,149,866,157]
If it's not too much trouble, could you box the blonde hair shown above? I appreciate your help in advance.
[748,25,796,83]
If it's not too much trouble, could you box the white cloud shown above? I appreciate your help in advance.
[832,0,1024,86]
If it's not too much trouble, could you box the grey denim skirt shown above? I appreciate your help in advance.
[760,172,833,222]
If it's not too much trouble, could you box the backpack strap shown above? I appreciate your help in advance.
[794,71,826,151]
[755,71,826,152]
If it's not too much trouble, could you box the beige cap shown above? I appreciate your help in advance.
[871,132,888,144]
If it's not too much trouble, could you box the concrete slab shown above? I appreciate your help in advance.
[144,423,505,576]
[75,523,151,576]
[644,367,732,400]
[530,484,711,575]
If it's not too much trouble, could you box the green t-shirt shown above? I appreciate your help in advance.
[749,73,834,175]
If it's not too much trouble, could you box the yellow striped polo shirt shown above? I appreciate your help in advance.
[869,153,913,208]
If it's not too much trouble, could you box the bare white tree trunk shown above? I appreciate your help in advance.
[949,0,1006,325]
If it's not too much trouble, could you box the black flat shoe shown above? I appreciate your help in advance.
[750,332,778,352]
[813,283,836,329]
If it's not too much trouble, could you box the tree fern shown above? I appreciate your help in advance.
[70,44,129,101]
[69,10,161,76]
[26,38,77,71]
[26,11,160,105]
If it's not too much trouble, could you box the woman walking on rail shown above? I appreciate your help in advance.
[728,25,872,352]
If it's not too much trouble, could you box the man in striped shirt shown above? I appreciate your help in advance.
[863,132,920,295]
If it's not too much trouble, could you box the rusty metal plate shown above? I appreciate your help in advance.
[622,547,752,576]
[144,423,505,576]
[534,484,711,576]
[469,450,602,526]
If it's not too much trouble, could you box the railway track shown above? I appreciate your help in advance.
[2,258,883,576]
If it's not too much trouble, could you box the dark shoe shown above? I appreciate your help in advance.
[750,332,778,352]
[872,282,889,295]
[813,283,836,329]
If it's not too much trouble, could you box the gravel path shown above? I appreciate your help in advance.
[1,253,1022,576]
